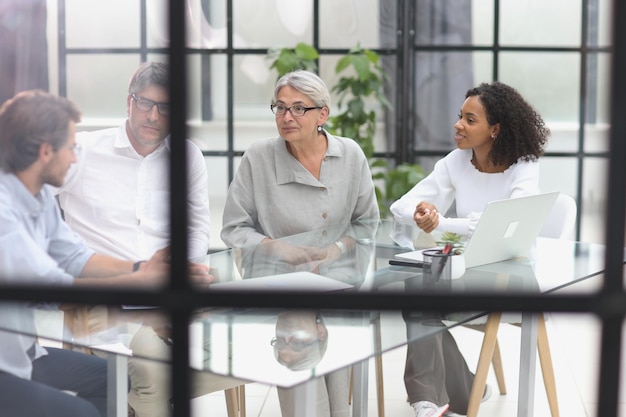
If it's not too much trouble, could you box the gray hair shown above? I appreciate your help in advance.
[0,90,81,173]
[128,61,169,94]
[273,70,331,111]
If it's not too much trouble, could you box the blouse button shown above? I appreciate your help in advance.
[322,213,328,219]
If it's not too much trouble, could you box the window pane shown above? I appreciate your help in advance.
[206,156,230,248]
[581,157,608,244]
[319,0,397,49]
[500,0,582,47]
[188,0,228,49]
[499,52,580,124]
[67,55,144,121]
[231,54,275,150]
[584,52,611,153]
[232,0,313,49]
[412,51,486,168]
[471,0,495,46]
[538,157,578,200]
[413,1,476,46]
[65,0,141,48]
[188,54,228,151]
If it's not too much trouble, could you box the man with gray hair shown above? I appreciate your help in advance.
[54,62,241,417]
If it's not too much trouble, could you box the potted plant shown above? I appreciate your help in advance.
[266,43,425,218]
[267,42,319,78]
[435,231,465,255]
[423,231,466,279]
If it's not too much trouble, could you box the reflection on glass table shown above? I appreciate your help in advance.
[4,219,619,417]
[190,218,616,417]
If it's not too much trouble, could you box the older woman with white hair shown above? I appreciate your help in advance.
[221,70,379,417]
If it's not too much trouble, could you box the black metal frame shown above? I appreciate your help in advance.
[0,1,623,416]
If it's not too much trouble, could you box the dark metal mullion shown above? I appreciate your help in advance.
[596,0,626,415]
[576,0,591,242]
[313,0,320,51]
[597,317,623,417]
[226,0,235,184]
[586,0,600,123]
[140,0,148,61]
[59,48,168,55]
[395,0,414,164]
[492,0,500,80]
[168,0,191,416]
[602,0,626,332]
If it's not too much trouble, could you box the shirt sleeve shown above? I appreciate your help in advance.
[220,153,268,248]
[186,142,211,257]
[389,154,457,225]
[0,199,90,285]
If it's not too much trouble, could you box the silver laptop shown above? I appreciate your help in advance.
[394,192,560,269]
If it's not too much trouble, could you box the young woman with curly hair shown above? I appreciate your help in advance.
[390,81,549,417]
[391,81,549,245]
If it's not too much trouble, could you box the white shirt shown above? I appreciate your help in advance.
[56,125,210,260]
[390,148,539,246]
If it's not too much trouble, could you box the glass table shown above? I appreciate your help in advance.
[189,219,611,417]
[6,219,616,417]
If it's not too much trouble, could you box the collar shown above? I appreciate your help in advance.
[275,131,341,186]
[113,123,170,156]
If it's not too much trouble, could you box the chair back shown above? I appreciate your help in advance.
[539,193,577,240]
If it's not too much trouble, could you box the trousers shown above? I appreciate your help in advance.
[0,346,107,417]
[128,324,248,417]
[404,320,475,415]
[277,367,350,417]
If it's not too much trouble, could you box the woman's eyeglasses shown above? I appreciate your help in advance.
[270,104,322,117]
[270,336,319,352]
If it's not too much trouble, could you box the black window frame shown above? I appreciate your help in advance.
[1,1,623,416]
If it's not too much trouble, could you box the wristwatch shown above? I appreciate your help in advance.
[133,261,146,272]
[333,240,347,255]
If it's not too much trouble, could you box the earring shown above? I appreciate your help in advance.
[317,125,323,132]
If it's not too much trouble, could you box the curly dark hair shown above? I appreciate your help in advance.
[466,81,549,167]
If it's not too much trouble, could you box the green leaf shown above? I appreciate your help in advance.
[335,56,351,73]
[350,55,371,79]
[295,42,319,60]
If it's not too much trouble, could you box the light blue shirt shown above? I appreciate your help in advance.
[0,171,94,379]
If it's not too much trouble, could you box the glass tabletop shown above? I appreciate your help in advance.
[201,219,608,296]
[3,218,614,389]
[182,219,612,387]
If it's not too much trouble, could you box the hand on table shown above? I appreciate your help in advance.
[413,201,439,233]
[135,247,215,287]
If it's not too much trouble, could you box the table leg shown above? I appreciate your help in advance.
[518,312,538,417]
[107,354,128,417]
[293,379,318,417]
[351,360,369,417]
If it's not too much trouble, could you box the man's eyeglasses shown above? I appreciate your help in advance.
[270,104,322,117]
[270,336,319,352]
[131,93,170,116]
